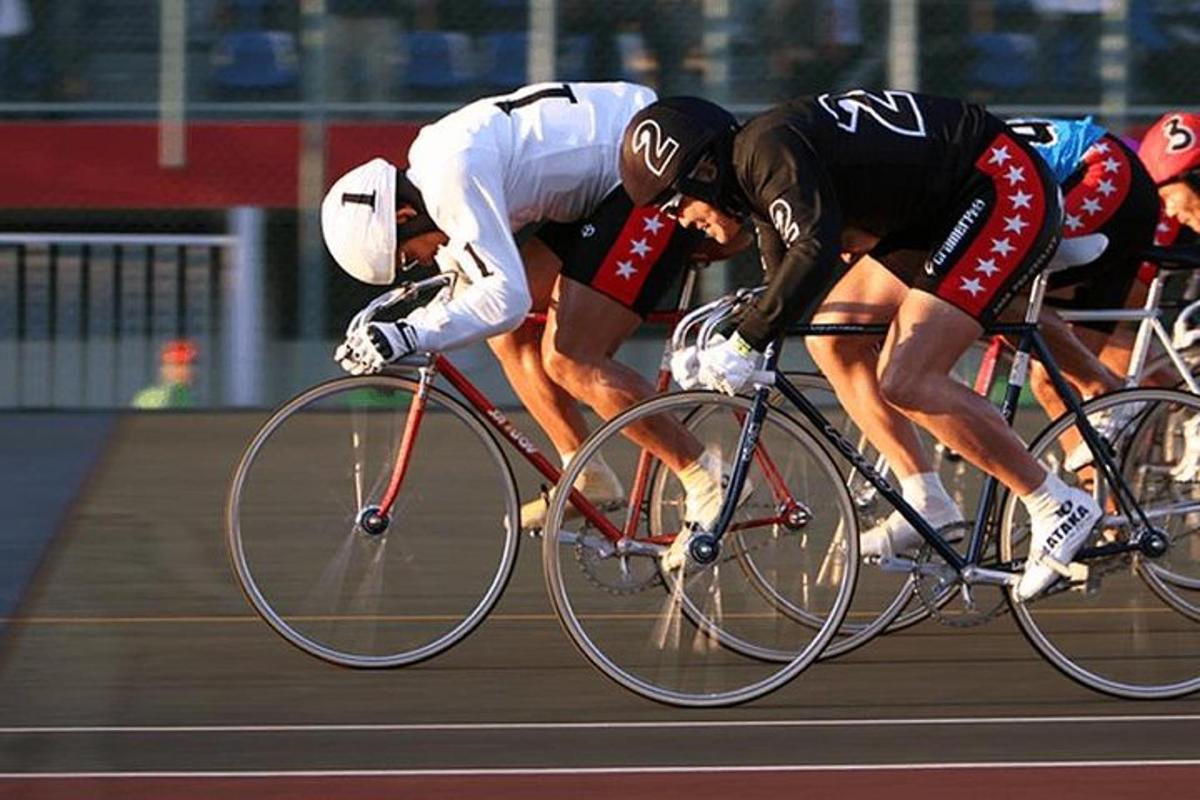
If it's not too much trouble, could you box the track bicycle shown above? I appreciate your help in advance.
[541,238,1200,706]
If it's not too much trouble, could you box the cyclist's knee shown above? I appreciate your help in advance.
[878,361,934,411]
[542,345,591,393]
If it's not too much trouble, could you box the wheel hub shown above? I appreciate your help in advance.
[358,506,390,536]
[688,533,720,565]
[1139,527,1171,559]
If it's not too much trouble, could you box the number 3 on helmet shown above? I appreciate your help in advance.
[1140,112,1200,187]
[619,97,741,211]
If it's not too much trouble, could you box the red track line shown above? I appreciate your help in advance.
[3,764,1199,800]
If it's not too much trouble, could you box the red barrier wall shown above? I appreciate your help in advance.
[0,122,422,209]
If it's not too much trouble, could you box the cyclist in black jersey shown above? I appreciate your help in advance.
[619,89,1101,599]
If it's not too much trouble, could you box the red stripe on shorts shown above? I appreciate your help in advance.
[1062,135,1132,236]
[590,206,676,306]
[936,133,1047,317]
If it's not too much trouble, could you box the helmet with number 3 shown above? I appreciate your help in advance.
[1139,112,1200,187]
[619,96,741,211]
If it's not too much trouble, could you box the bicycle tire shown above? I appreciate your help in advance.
[542,390,858,707]
[1000,388,1200,699]
[226,374,521,668]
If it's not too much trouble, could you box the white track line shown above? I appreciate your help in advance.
[4,760,1200,779]
[3,714,1200,735]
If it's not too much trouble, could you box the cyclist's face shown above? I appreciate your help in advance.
[395,206,449,267]
[671,196,741,244]
[1160,180,1200,233]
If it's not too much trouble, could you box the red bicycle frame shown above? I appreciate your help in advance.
[369,266,803,546]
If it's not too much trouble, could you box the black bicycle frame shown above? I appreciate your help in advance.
[706,320,1154,573]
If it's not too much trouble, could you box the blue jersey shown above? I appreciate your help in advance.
[1007,117,1108,184]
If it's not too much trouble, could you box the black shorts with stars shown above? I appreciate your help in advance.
[535,187,703,317]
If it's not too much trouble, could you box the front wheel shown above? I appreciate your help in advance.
[542,390,858,707]
[226,374,521,668]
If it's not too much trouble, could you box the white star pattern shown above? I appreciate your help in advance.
[1096,179,1117,197]
[1158,222,1172,233]
[975,258,1000,277]
[1090,141,1110,155]
[988,146,1012,166]
[1065,213,1084,231]
[630,238,651,258]
[643,215,665,235]
[1102,157,1121,173]
[961,277,985,297]
[1003,214,1029,234]
[1010,189,1033,209]
[1005,165,1026,185]
[1081,197,1103,215]
[992,238,1015,257]
[615,260,637,279]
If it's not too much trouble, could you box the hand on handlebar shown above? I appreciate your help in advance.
[335,321,420,375]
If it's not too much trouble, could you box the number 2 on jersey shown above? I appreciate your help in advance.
[817,89,927,138]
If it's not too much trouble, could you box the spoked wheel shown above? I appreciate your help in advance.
[765,374,961,656]
[226,374,520,668]
[542,391,858,707]
[1000,388,1200,699]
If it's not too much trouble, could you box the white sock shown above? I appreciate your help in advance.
[677,449,718,495]
[1020,472,1072,518]
[560,450,576,468]
[898,472,962,522]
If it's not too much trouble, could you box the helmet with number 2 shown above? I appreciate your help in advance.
[619,97,741,212]
[1139,112,1200,187]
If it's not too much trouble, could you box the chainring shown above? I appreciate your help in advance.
[573,530,664,595]
[911,522,1009,628]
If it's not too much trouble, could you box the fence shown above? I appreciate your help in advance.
[0,226,264,408]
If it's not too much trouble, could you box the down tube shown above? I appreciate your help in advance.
[770,372,966,569]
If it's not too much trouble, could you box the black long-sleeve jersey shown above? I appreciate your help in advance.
[732,90,1005,350]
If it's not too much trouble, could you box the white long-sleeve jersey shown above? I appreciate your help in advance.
[401,81,657,353]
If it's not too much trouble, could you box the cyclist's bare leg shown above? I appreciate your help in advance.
[487,238,590,458]
[544,276,702,473]
[807,255,932,479]
[879,290,1046,494]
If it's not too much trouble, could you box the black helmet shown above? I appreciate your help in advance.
[619,96,741,211]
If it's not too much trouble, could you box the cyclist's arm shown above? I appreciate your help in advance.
[406,155,532,353]
[732,128,844,351]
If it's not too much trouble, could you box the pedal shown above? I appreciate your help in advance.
[875,554,918,573]
[1067,561,1096,594]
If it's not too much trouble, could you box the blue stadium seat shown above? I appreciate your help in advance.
[968,33,1034,92]
[212,30,299,90]
[558,35,594,82]
[400,31,474,90]
[479,32,528,90]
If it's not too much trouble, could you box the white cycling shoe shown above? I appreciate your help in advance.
[1169,415,1200,483]
[520,461,624,532]
[1016,488,1101,601]
[661,450,755,572]
[859,506,966,561]
[1063,400,1148,472]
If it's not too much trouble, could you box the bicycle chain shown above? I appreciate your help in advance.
[573,504,806,594]
[911,523,1010,628]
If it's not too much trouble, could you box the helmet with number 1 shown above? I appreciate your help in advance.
[619,96,742,212]
[1139,112,1200,187]
[321,157,440,285]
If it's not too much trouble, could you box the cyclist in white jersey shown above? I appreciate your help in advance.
[321,82,745,539]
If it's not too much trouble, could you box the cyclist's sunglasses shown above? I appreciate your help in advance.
[1184,170,1200,195]
[659,191,684,218]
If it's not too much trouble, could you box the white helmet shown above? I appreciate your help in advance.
[321,157,398,285]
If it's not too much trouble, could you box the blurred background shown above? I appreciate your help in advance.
[1,0,1198,410]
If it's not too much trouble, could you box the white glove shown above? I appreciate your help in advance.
[669,345,703,389]
[697,332,762,395]
[334,321,420,375]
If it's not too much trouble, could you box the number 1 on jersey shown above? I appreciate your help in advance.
[495,84,578,116]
